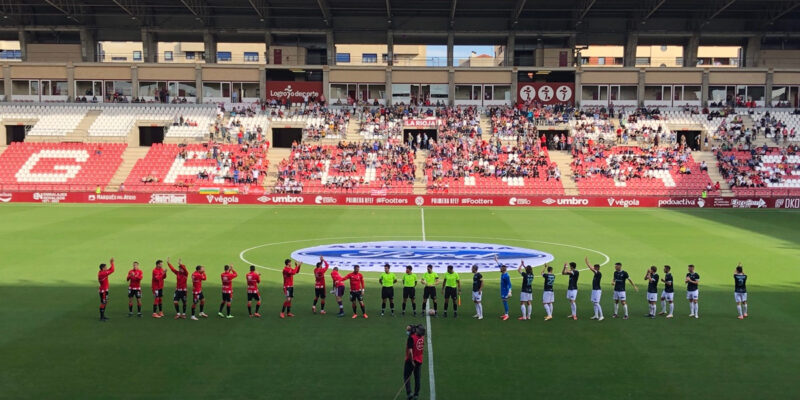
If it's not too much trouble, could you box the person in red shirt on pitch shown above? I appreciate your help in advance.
[126,261,143,317]
[403,324,426,400]
[341,265,367,319]
[331,266,347,317]
[219,264,238,318]
[246,265,262,317]
[280,258,302,318]
[97,257,115,322]
[151,260,167,318]
[167,258,189,319]
[190,265,208,320]
[312,256,330,314]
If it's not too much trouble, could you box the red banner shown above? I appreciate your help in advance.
[404,119,439,128]
[517,83,575,105]
[1,191,798,209]
[265,81,323,102]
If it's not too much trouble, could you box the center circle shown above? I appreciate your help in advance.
[289,240,555,273]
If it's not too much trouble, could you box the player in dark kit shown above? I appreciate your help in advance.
[686,264,700,318]
[734,263,748,319]
[246,265,262,317]
[342,265,367,318]
[280,259,301,318]
[644,266,659,318]
[471,265,484,320]
[97,258,115,321]
[659,265,675,318]
[612,262,638,319]
[585,257,604,321]
[219,264,238,318]
[562,262,579,320]
[126,261,143,317]
[541,265,556,321]
[312,257,329,314]
[401,265,418,317]
[190,265,207,320]
[167,258,189,319]
[151,260,167,318]
[403,324,426,400]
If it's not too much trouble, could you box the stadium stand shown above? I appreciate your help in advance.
[571,145,712,196]
[425,135,564,195]
[716,146,800,195]
[0,142,125,190]
[275,141,415,194]
[87,105,216,138]
[122,141,269,193]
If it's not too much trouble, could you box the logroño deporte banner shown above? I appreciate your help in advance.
[1,192,799,209]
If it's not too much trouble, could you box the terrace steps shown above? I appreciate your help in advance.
[548,150,579,195]
[693,151,734,197]
[414,149,428,195]
[263,147,292,192]
[107,146,150,191]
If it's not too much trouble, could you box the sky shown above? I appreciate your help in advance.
[426,45,496,66]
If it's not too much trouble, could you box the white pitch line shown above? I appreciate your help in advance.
[421,207,436,400]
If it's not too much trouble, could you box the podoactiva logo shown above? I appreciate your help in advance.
[290,241,554,272]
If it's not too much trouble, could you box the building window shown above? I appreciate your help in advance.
[217,52,232,62]
[580,57,589,65]
[336,53,350,63]
[675,57,684,66]
[111,57,128,61]
[597,57,606,65]
[164,51,173,61]
[0,50,21,60]
[244,52,259,62]
[614,57,624,65]
[362,53,378,63]
[185,52,195,60]
[382,53,389,62]
[133,51,142,61]
[635,57,650,65]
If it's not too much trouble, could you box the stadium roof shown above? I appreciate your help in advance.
[1,0,799,46]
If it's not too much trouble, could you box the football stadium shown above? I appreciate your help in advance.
[1,1,800,399]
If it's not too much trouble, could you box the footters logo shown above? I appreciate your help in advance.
[290,241,555,272]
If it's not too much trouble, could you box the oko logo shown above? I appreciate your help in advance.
[290,241,554,272]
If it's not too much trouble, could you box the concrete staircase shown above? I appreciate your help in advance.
[25,109,104,143]
[549,150,579,195]
[344,118,363,142]
[263,147,292,192]
[693,151,734,197]
[479,113,492,137]
[107,146,150,191]
[413,149,428,194]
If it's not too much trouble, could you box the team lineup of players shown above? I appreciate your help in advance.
[95,255,750,322]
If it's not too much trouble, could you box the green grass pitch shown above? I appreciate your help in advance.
[0,204,799,399]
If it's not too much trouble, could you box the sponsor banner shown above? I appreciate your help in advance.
[290,241,555,272]
[517,83,575,105]
[266,81,323,102]
[1,192,799,209]
[403,119,439,128]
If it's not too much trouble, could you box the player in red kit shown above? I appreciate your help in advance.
[331,266,347,317]
[190,265,208,320]
[151,260,167,318]
[312,256,329,314]
[168,258,189,319]
[219,264,238,318]
[97,258,115,321]
[342,265,367,319]
[280,259,302,318]
[126,261,143,317]
[246,265,262,317]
